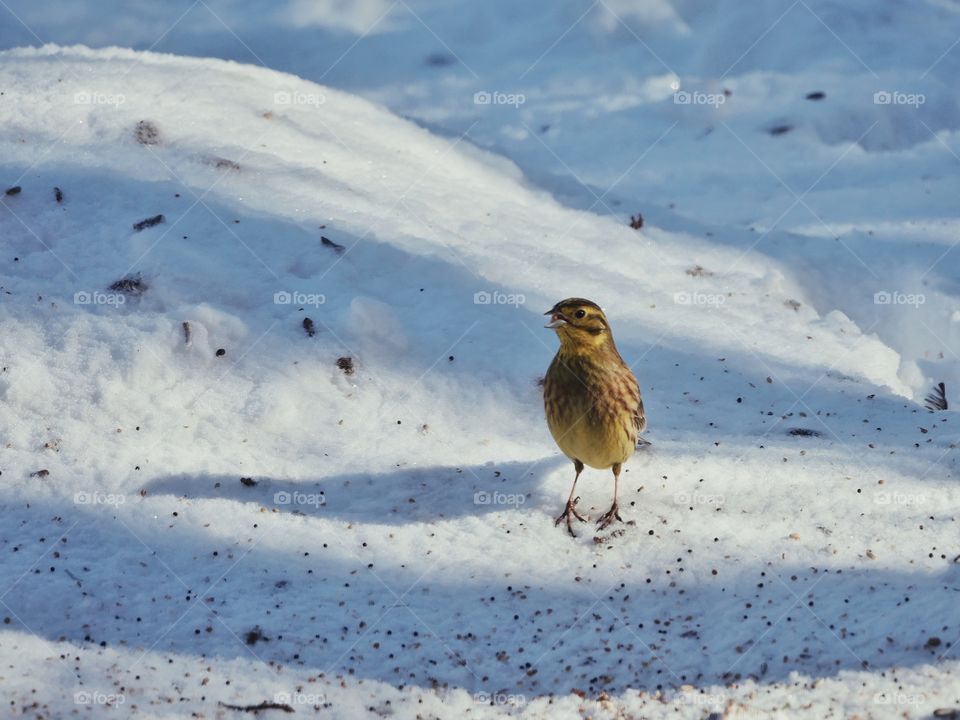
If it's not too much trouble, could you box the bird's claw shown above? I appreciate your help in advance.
[555,496,587,537]
[596,503,623,530]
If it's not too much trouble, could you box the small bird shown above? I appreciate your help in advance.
[543,298,646,536]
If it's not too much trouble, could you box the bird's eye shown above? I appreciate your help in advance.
[574,309,586,319]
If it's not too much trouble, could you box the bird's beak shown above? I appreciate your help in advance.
[544,310,567,329]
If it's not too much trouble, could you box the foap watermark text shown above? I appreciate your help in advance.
[674,291,725,307]
[674,490,724,507]
[875,491,925,506]
[274,491,326,508]
[74,691,125,706]
[474,290,525,307]
[674,90,726,107]
[275,691,327,706]
[874,290,924,307]
[274,90,325,108]
[75,291,125,307]
[474,491,525,507]
[274,290,326,307]
[874,90,925,107]
[474,691,526,706]
[74,90,125,108]
[75,491,126,507]
[474,91,525,107]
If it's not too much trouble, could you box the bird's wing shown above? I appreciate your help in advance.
[634,400,647,436]
[631,375,647,437]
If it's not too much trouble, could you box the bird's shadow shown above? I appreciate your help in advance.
[141,457,576,525]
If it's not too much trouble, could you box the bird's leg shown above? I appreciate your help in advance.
[596,463,624,530]
[555,459,587,536]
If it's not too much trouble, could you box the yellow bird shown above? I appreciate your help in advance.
[543,298,646,536]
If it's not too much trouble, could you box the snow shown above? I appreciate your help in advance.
[6,0,955,398]
[0,3,958,718]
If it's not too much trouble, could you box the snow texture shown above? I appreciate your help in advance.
[0,2,958,718]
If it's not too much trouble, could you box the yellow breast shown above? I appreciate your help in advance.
[543,351,639,469]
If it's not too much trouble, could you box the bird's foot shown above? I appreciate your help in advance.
[554,496,587,537]
[596,502,623,530]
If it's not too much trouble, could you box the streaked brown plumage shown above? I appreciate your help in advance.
[543,298,646,536]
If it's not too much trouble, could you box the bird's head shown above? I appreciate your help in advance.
[545,298,613,352]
